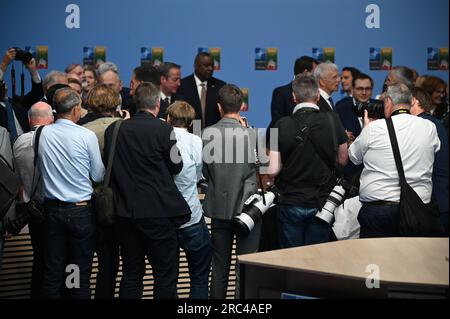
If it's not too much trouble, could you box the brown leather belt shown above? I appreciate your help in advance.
[44,199,90,207]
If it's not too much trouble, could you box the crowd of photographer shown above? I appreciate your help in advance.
[0,48,448,299]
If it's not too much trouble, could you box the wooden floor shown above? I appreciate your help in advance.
[0,219,237,299]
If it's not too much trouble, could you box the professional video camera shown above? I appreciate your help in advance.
[315,178,359,225]
[233,185,279,235]
[352,99,385,120]
[11,47,33,64]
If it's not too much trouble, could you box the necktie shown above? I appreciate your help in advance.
[200,83,206,127]
[5,100,18,144]
[164,97,170,105]
[328,96,335,109]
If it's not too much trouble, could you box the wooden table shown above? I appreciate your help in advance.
[238,238,449,298]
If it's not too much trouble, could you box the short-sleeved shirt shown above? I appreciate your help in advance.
[273,106,347,208]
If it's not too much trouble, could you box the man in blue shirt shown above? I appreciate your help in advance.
[38,87,105,299]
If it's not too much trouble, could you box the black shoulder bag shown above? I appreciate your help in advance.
[385,117,444,237]
[95,120,122,226]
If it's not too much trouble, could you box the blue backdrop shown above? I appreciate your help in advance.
[1,0,448,129]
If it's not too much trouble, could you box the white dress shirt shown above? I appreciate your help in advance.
[172,127,203,228]
[349,114,440,203]
[319,88,333,109]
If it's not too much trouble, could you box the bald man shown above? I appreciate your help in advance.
[13,101,54,299]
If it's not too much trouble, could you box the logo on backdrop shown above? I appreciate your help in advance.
[427,48,449,71]
[312,48,335,63]
[65,4,80,29]
[141,47,164,67]
[369,48,392,70]
[254,48,278,71]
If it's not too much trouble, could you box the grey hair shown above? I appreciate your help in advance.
[386,84,412,106]
[43,71,67,92]
[134,82,160,111]
[97,62,120,76]
[292,74,319,103]
[389,66,415,90]
[28,103,53,119]
[53,88,81,114]
[313,62,338,81]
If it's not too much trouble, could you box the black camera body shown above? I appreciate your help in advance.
[352,99,385,119]
[11,47,33,64]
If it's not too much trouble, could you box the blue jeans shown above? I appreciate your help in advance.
[358,203,400,238]
[177,218,212,299]
[41,202,95,299]
[278,205,330,248]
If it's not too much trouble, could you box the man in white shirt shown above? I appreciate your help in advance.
[166,101,211,299]
[349,84,440,238]
[13,101,53,299]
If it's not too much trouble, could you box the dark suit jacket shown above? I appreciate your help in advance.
[317,95,334,113]
[335,97,362,137]
[157,92,185,119]
[269,82,295,127]
[177,74,226,128]
[104,111,191,219]
[0,80,44,134]
[419,113,449,214]
[120,87,136,115]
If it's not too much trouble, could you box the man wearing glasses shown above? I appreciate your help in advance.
[336,73,379,181]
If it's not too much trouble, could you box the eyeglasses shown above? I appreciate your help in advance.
[355,87,373,92]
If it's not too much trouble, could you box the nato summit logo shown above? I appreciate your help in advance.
[83,47,94,66]
[428,48,449,70]
[255,48,277,71]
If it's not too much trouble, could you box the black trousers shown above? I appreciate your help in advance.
[115,216,179,299]
[28,216,46,299]
[95,224,120,299]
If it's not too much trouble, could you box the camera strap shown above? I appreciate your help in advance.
[292,111,337,173]
[10,64,16,98]
[20,64,25,98]
[29,125,45,201]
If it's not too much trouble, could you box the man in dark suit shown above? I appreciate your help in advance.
[157,62,184,119]
[104,82,191,299]
[411,87,449,235]
[269,56,318,127]
[336,73,379,181]
[128,64,160,116]
[1,49,45,138]
[177,52,226,129]
[313,62,341,112]
[97,62,136,115]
